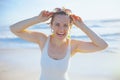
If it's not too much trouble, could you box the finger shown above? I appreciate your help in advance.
[44,11,52,17]
[71,14,81,21]
[46,11,50,16]
[48,12,54,17]
[70,14,76,21]
[42,10,49,17]
[41,10,46,16]
[74,15,79,20]
[39,10,45,16]
[43,11,48,16]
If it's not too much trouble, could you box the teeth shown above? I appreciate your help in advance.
[57,33,64,35]
[59,33,64,34]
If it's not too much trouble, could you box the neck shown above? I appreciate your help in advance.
[50,35,67,47]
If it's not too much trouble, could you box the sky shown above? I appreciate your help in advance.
[0,0,120,26]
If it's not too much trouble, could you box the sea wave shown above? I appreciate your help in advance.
[0,32,119,48]
[0,19,120,48]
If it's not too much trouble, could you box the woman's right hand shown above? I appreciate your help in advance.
[37,10,53,22]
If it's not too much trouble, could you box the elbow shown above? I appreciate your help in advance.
[100,42,108,50]
[94,41,108,51]
[10,25,14,33]
[104,44,108,49]
[10,25,20,33]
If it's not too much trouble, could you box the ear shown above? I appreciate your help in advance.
[50,24,54,33]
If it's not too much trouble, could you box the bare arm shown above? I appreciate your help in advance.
[10,11,53,46]
[71,14,108,53]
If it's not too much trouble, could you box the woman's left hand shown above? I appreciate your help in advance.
[70,14,83,27]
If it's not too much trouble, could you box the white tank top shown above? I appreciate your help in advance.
[40,36,71,80]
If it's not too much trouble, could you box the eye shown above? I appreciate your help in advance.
[64,24,68,28]
[55,23,60,27]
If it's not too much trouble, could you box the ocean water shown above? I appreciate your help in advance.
[0,19,120,77]
[0,19,120,49]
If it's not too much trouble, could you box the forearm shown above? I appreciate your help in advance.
[10,16,40,32]
[77,22,108,48]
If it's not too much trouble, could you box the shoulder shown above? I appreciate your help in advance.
[70,39,79,55]
[37,33,48,49]
[70,39,86,56]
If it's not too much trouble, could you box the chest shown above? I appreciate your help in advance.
[48,44,68,60]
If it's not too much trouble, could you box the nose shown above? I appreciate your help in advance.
[59,26,65,32]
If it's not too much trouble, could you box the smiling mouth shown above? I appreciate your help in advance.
[56,33,66,37]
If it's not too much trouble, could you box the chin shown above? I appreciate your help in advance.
[56,34,67,40]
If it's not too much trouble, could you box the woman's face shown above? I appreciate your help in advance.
[51,14,71,40]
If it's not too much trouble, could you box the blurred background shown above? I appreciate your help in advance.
[0,0,120,80]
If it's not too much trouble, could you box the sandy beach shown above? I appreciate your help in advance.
[0,48,41,80]
[1,48,119,80]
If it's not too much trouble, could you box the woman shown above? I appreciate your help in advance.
[10,7,108,80]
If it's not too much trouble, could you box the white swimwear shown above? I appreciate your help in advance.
[40,36,71,80]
